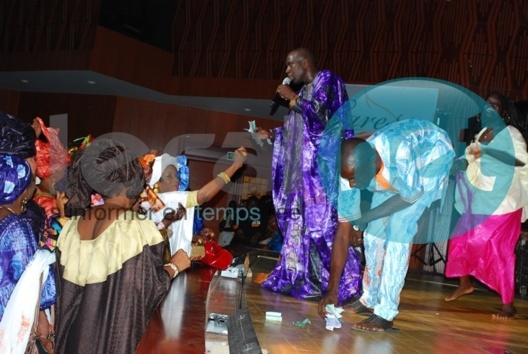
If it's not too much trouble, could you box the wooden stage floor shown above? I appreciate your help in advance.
[138,253,528,354]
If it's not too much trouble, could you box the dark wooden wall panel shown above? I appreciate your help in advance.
[112,96,277,152]
[0,0,97,54]
[16,92,117,143]
[171,0,528,100]
[1,0,527,103]
[90,27,174,93]
[7,91,277,174]
[0,89,21,115]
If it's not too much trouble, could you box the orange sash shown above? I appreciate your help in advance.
[375,164,392,190]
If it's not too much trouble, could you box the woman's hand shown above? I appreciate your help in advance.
[170,249,191,273]
[232,147,248,166]
[174,203,186,221]
[161,203,186,228]
[168,203,186,221]
[255,127,271,140]
[467,143,482,160]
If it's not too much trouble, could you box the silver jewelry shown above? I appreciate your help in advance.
[164,263,179,278]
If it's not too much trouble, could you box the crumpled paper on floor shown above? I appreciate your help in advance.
[325,304,344,331]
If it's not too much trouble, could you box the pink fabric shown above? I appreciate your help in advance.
[445,209,522,304]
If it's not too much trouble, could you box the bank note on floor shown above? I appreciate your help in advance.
[325,304,344,331]
[325,315,342,331]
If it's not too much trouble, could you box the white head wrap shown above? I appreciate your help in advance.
[148,154,190,190]
[148,153,177,188]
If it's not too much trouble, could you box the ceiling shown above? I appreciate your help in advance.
[0,70,368,122]
[0,70,289,121]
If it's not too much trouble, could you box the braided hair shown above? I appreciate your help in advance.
[64,138,145,216]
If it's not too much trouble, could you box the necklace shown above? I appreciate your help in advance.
[0,206,18,215]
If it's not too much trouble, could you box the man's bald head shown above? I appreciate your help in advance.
[289,48,316,66]
[341,138,378,189]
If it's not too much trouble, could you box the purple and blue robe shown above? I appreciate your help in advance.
[261,70,362,305]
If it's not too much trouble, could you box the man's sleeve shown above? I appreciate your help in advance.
[300,71,347,126]
[337,176,362,222]
[393,140,423,203]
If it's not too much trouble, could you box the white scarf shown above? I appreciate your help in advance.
[0,249,55,354]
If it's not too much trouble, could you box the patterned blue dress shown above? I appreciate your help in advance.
[0,214,55,320]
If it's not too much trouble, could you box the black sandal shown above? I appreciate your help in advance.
[345,300,373,315]
[351,314,399,333]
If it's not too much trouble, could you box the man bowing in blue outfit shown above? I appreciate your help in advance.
[319,118,455,332]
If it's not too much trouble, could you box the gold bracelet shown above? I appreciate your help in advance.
[289,95,299,109]
[217,172,231,184]
[164,263,179,278]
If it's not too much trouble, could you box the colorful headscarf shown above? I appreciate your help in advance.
[138,153,157,183]
[176,155,190,191]
[34,117,71,179]
[0,112,36,159]
[0,153,32,204]
[67,135,94,157]
[148,153,190,191]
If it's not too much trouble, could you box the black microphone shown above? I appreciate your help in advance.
[269,77,292,115]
